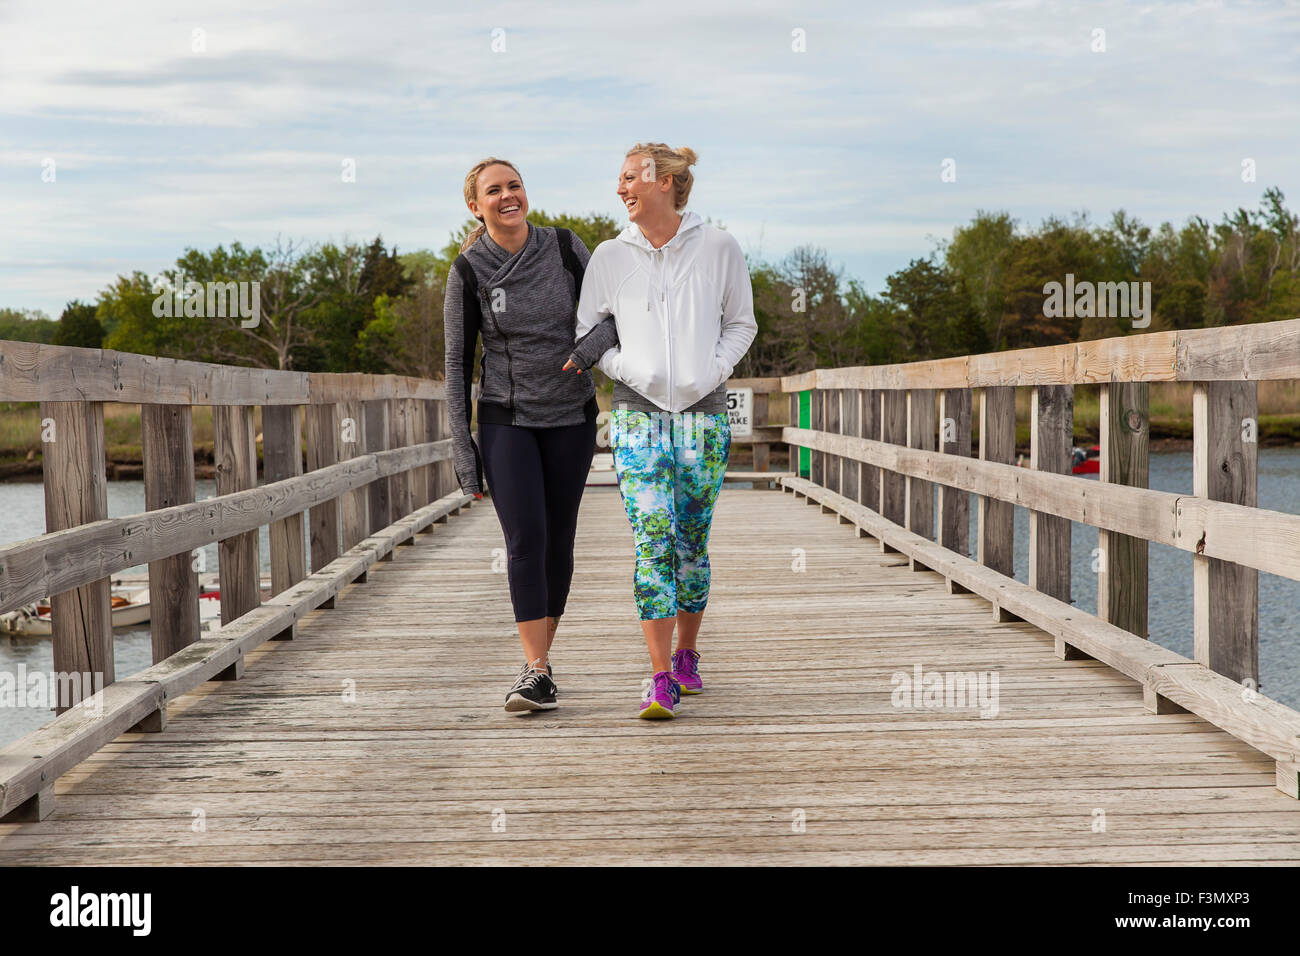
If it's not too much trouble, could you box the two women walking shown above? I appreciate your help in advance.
[444,144,757,719]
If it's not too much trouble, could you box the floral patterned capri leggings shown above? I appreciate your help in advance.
[609,409,732,621]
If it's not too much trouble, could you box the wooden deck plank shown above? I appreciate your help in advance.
[2,487,1295,865]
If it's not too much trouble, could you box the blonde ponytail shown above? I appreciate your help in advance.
[460,221,487,253]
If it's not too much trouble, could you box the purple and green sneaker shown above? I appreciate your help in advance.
[639,671,681,719]
[672,648,703,695]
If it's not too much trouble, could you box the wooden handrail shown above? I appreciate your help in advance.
[784,425,1300,584]
[779,316,1300,797]
[0,340,446,404]
[780,318,1300,391]
[0,440,453,614]
[0,492,473,822]
[0,345,472,821]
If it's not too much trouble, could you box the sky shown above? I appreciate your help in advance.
[1,0,1298,319]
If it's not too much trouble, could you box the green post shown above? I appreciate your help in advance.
[798,390,811,478]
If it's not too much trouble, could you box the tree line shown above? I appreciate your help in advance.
[3,188,1296,379]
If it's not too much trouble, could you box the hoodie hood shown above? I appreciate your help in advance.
[617,210,706,251]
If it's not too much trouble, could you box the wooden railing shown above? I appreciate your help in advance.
[781,318,1300,797]
[0,341,474,821]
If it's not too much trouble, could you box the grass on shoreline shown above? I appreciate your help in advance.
[0,404,258,467]
[3,380,1299,470]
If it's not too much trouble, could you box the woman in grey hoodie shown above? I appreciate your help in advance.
[444,157,617,714]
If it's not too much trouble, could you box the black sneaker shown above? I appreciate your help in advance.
[505,663,558,713]
[526,661,557,694]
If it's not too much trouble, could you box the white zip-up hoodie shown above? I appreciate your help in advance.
[575,210,758,413]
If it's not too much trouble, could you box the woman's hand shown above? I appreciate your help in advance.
[561,358,581,373]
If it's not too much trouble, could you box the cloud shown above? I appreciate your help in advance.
[1,0,1297,315]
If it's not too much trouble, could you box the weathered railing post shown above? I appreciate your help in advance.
[1099,382,1149,638]
[306,403,342,602]
[142,404,200,661]
[861,388,881,518]
[365,399,393,546]
[878,390,907,551]
[978,387,1015,617]
[411,398,432,520]
[262,403,305,639]
[906,389,936,570]
[1030,385,1073,603]
[424,397,442,507]
[839,389,858,501]
[938,388,971,565]
[436,396,454,497]
[213,405,259,677]
[1192,381,1259,685]
[339,398,370,578]
[752,389,771,473]
[41,400,114,711]
[809,385,824,489]
[389,398,415,538]
[824,388,841,495]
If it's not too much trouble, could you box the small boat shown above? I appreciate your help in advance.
[1071,445,1101,475]
[1,586,151,637]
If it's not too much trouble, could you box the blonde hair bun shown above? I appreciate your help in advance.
[626,142,698,211]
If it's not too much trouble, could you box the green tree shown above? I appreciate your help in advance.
[0,308,57,343]
[101,271,180,356]
[357,252,447,378]
[759,246,855,372]
[526,209,621,252]
[944,211,1017,351]
[844,281,903,366]
[882,257,986,361]
[52,300,104,348]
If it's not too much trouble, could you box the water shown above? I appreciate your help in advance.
[959,449,1300,711]
[0,478,277,746]
[2,451,1298,747]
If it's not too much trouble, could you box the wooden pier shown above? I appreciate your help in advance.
[2,321,1300,864]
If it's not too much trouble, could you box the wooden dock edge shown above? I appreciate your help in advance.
[779,475,1300,798]
[0,491,474,823]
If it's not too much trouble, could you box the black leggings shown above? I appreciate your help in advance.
[478,418,597,622]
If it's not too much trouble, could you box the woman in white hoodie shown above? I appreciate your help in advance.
[566,143,758,719]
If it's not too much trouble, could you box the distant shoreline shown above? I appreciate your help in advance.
[3,432,1298,483]
[0,453,220,483]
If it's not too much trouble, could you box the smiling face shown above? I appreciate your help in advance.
[617,154,673,223]
[469,163,528,232]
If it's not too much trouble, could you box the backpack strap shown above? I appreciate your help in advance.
[553,227,585,301]
[453,253,480,319]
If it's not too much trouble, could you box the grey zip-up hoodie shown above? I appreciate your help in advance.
[444,224,617,495]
